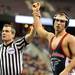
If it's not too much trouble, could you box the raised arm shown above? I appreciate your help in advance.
[25,25,35,43]
[32,2,54,41]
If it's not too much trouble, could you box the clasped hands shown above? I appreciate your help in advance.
[32,2,41,17]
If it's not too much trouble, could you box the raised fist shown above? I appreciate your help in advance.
[32,2,41,17]
[32,2,40,11]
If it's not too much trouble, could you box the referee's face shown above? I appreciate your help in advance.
[2,26,14,43]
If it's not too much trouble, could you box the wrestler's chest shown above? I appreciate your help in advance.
[51,37,67,49]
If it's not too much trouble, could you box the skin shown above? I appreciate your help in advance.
[1,24,35,75]
[32,2,75,75]
[2,26,15,45]
[2,25,34,46]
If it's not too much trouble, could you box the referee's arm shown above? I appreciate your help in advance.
[25,26,35,43]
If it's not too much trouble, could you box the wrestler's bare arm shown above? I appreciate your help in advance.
[60,34,75,75]
[25,26,35,43]
[32,2,54,41]
[68,35,75,57]
[66,35,75,70]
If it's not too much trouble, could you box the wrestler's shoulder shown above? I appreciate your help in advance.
[66,33,75,40]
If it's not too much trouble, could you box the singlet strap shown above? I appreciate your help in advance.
[60,33,68,44]
[50,36,54,48]
[60,33,72,57]
[49,33,68,54]
[49,36,55,54]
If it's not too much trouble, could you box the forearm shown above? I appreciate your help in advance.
[25,26,35,43]
[33,16,44,32]
[65,57,75,72]
[32,2,53,39]
[33,14,48,38]
[32,5,44,32]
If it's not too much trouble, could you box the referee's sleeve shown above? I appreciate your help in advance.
[24,37,29,46]
[15,37,29,50]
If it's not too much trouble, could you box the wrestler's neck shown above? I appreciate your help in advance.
[55,29,66,37]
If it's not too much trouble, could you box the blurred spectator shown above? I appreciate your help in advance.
[22,51,51,75]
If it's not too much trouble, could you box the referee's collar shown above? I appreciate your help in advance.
[3,41,13,47]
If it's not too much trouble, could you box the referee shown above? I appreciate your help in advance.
[0,24,34,75]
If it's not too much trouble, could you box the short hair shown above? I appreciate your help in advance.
[3,24,16,34]
[53,12,69,28]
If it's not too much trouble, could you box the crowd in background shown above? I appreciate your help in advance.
[22,52,50,75]
[21,36,53,75]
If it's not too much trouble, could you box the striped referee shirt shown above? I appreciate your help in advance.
[0,37,28,75]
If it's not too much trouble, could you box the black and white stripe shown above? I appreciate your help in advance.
[0,37,28,75]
